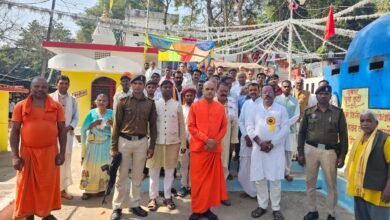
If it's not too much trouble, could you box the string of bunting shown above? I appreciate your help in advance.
[216,24,287,54]
[0,0,381,59]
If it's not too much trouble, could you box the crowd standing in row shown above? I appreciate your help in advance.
[9,62,390,220]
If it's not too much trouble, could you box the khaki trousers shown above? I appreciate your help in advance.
[112,137,147,209]
[305,144,338,216]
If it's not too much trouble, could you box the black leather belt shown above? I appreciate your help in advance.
[120,133,145,141]
[306,141,336,150]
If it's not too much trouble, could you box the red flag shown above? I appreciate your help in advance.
[324,6,335,40]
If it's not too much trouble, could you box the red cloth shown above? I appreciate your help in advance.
[188,99,228,213]
[274,85,283,96]
[324,6,335,40]
[12,95,65,219]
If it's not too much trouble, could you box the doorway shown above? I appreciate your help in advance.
[91,77,116,109]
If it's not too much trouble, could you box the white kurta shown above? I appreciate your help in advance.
[246,102,289,181]
[231,83,245,98]
[182,72,193,88]
[145,67,161,81]
[238,97,262,197]
[239,97,262,157]
[220,97,239,169]
[113,89,132,112]
[275,94,300,152]
[180,104,191,187]
[309,94,339,107]
[50,91,79,191]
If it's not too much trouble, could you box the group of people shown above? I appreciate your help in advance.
[9,62,390,220]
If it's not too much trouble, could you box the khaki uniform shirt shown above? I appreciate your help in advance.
[111,94,157,151]
[297,104,348,158]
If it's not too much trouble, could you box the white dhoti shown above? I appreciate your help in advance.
[60,133,74,192]
[179,150,190,187]
[50,91,79,193]
[238,156,257,197]
[221,143,230,180]
[285,131,297,175]
[238,136,256,197]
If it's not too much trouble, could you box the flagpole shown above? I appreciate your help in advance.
[143,0,151,67]
[287,0,293,80]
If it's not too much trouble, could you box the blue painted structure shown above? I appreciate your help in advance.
[324,13,390,109]
[321,13,390,214]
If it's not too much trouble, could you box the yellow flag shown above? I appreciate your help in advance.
[109,0,114,10]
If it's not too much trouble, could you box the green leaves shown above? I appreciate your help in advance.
[0,20,72,80]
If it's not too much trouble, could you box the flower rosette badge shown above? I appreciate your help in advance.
[266,116,276,132]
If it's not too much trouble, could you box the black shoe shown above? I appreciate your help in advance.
[204,209,218,220]
[177,186,189,197]
[171,187,177,196]
[189,213,203,220]
[221,199,232,206]
[303,211,319,220]
[42,214,57,220]
[111,209,122,220]
[26,215,34,220]
[131,206,148,217]
[327,214,336,220]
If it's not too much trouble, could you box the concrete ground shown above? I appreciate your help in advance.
[0,147,354,220]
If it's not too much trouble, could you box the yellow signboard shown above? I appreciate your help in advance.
[341,88,390,147]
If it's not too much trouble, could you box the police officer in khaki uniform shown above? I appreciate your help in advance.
[297,85,348,220]
[111,75,157,220]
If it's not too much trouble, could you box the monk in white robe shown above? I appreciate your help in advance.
[246,85,289,220]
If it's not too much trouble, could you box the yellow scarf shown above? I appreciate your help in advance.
[346,128,378,196]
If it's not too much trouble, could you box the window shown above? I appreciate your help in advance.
[369,56,385,71]
[91,77,116,109]
[348,62,359,74]
[94,52,111,60]
[331,64,340,75]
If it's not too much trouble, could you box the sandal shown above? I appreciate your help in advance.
[81,193,91,200]
[273,211,285,220]
[240,192,250,198]
[61,191,74,200]
[163,198,176,210]
[251,207,267,218]
[147,199,158,211]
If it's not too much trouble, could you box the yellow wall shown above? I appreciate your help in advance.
[63,71,121,128]
[0,91,9,152]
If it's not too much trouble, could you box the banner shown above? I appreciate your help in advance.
[146,34,214,62]
[341,88,390,146]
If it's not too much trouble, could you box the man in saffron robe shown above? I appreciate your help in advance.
[10,77,67,220]
[188,81,228,220]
